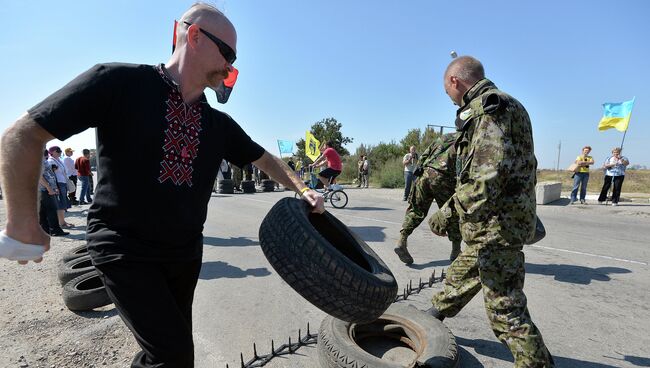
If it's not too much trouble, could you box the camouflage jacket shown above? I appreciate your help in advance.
[417,133,458,188]
[430,79,537,247]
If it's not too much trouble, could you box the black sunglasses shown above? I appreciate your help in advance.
[184,21,236,64]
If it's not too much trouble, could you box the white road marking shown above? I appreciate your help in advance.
[528,244,648,266]
[232,196,649,266]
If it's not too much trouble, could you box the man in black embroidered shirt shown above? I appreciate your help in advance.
[0,4,323,367]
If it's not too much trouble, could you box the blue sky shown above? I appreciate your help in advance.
[1,0,648,168]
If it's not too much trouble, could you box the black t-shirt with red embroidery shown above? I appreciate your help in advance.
[29,63,265,264]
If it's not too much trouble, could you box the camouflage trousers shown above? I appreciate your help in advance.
[432,244,554,367]
[400,173,461,242]
[232,166,243,189]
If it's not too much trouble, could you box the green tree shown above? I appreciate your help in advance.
[400,128,421,152]
[296,117,353,162]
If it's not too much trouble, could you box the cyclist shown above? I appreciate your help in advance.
[309,141,342,191]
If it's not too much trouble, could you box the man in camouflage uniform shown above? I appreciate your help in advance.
[428,56,554,367]
[232,164,243,191]
[394,133,462,265]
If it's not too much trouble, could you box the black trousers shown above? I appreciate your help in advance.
[38,191,63,234]
[598,175,625,203]
[95,258,202,368]
[68,175,77,201]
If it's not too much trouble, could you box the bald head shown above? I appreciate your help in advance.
[444,56,484,85]
[443,55,485,106]
[176,3,236,49]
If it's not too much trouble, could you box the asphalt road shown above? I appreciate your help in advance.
[193,187,650,368]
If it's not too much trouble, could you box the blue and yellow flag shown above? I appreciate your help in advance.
[598,97,635,132]
[305,131,321,162]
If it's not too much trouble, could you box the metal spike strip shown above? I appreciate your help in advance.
[226,269,447,367]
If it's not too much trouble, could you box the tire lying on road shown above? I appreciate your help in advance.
[58,254,96,286]
[61,244,89,263]
[261,179,276,192]
[241,180,256,194]
[62,271,112,311]
[259,197,397,323]
[318,303,459,368]
[218,179,234,194]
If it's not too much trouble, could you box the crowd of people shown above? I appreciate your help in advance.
[38,146,95,237]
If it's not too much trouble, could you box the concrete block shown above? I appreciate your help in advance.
[536,181,562,205]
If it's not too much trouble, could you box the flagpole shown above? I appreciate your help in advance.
[619,129,627,151]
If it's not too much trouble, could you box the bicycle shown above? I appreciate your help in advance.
[294,173,348,209]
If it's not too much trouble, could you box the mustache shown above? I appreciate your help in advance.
[210,68,229,80]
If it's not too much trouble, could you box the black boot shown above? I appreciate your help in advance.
[394,246,414,265]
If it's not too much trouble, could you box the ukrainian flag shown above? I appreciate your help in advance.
[598,97,635,132]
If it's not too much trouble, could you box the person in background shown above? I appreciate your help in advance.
[88,151,96,196]
[286,157,296,178]
[361,155,370,188]
[47,146,73,228]
[63,147,78,205]
[570,146,594,205]
[402,146,418,201]
[396,133,461,264]
[310,141,343,190]
[39,150,68,236]
[598,147,629,206]
[75,149,93,205]
[356,155,365,187]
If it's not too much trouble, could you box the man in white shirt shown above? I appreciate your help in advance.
[63,147,78,205]
[402,146,418,201]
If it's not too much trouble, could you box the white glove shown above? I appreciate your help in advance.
[0,230,46,261]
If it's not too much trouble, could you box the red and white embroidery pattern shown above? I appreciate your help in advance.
[157,71,203,187]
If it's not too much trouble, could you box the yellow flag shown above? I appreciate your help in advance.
[305,131,321,162]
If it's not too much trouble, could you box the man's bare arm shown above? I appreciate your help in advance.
[253,151,324,213]
[1,114,55,251]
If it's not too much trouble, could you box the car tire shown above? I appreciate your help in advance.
[318,303,459,368]
[262,179,276,192]
[259,197,397,323]
[58,255,96,286]
[218,179,234,194]
[61,244,89,263]
[62,271,112,311]
[241,180,256,194]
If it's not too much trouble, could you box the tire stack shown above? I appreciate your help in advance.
[261,179,276,192]
[58,245,112,311]
[241,180,256,194]
[217,179,234,194]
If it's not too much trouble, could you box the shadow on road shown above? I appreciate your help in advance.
[457,336,620,367]
[410,258,451,270]
[601,354,650,367]
[203,236,259,247]
[525,263,631,285]
[345,206,393,211]
[73,307,118,319]
[545,198,572,206]
[199,261,270,280]
[623,355,650,367]
[349,226,386,242]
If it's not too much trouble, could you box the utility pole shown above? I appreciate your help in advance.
[556,140,561,171]
[556,140,561,182]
